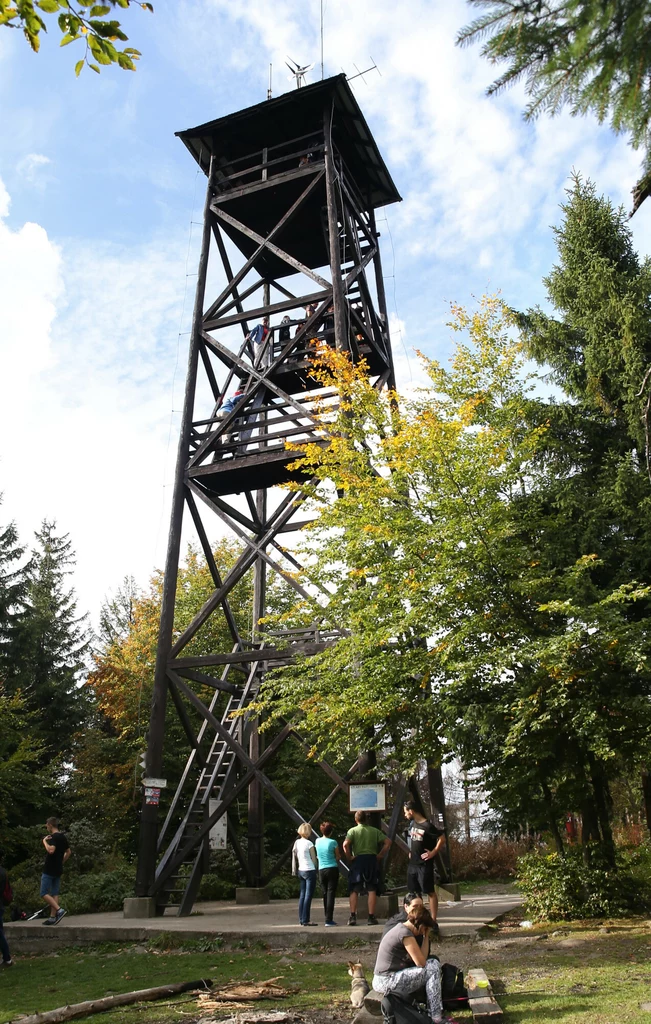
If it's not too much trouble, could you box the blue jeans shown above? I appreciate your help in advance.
[40,874,61,897]
[297,869,316,924]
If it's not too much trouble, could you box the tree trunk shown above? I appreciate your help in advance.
[540,780,565,857]
[8,980,212,1024]
[642,768,651,838]
[591,767,616,869]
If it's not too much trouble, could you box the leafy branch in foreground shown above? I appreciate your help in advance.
[458,1,651,213]
[0,0,152,74]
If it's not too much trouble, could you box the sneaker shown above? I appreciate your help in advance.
[324,921,338,927]
[303,921,318,926]
[27,908,45,921]
[1,960,13,967]
[431,920,440,936]
[54,908,67,924]
[347,913,357,926]
[367,914,379,926]
[43,917,57,926]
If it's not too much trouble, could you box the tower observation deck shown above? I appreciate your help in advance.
[135,75,406,915]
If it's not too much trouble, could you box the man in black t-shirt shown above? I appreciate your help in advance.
[40,817,71,926]
[404,800,445,931]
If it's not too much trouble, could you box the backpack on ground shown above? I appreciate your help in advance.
[441,962,469,1011]
[380,993,433,1024]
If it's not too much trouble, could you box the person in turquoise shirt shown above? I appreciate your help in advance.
[315,822,341,927]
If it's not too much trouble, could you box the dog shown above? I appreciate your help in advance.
[348,961,370,1007]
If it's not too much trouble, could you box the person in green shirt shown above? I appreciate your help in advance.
[343,810,391,926]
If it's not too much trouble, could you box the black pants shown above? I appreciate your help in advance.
[319,867,339,923]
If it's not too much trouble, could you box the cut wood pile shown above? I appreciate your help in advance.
[196,977,300,1013]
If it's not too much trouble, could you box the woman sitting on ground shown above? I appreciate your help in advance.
[372,905,444,1022]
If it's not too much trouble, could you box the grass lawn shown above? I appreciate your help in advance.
[0,944,353,1024]
[1,917,650,1023]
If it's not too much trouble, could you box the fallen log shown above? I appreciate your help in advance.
[9,978,212,1024]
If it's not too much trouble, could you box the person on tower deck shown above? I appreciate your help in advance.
[343,810,391,926]
[278,315,292,344]
[372,905,445,1023]
[216,376,249,420]
[294,303,317,340]
[246,316,271,366]
[246,316,270,349]
[404,799,445,936]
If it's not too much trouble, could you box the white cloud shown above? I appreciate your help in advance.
[0,176,202,624]
[16,152,51,186]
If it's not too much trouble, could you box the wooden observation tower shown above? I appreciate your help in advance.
[135,75,404,914]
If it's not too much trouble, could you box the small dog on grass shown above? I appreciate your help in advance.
[348,961,370,1007]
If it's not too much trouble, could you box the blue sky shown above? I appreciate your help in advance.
[2,0,651,626]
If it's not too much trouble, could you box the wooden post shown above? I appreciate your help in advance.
[368,207,397,390]
[247,281,269,887]
[323,108,347,351]
[427,760,454,882]
[135,164,214,898]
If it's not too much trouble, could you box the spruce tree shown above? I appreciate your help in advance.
[458,1,651,212]
[9,521,91,759]
[0,504,29,680]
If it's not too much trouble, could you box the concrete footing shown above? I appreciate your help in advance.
[123,897,157,919]
[235,887,270,905]
[438,882,461,902]
[353,893,398,918]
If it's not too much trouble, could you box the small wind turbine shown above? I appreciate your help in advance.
[286,57,314,88]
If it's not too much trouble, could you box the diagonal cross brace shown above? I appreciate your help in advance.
[153,677,309,892]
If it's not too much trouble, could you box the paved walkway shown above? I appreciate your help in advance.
[6,892,521,951]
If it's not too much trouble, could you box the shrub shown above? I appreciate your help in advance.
[198,873,236,901]
[449,836,531,880]
[516,848,651,921]
[267,874,300,899]
[8,865,136,915]
[63,865,136,914]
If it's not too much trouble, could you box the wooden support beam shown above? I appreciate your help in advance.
[204,171,325,321]
[168,487,306,657]
[167,676,207,770]
[212,205,330,290]
[203,288,330,332]
[153,707,299,891]
[174,667,241,694]
[185,490,240,645]
[188,481,316,605]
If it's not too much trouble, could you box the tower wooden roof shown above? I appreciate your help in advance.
[176,74,401,210]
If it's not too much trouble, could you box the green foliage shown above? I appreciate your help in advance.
[458,1,651,212]
[0,694,46,852]
[0,0,150,74]
[9,863,135,915]
[517,847,651,920]
[7,521,91,761]
[255,296,651,865]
